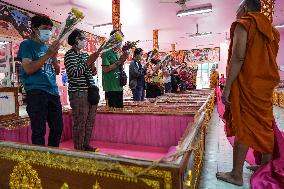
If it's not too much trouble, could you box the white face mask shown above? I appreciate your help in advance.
[38,30,52,42]
[77,39,86,49]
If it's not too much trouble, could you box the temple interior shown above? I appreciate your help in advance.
[0,0,283,189]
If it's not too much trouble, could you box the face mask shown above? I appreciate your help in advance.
[77,39,86,49]
[38,30,52,42]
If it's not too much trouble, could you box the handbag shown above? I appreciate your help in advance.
[71,48,100,105]
[119,66,128,86]
[85,75,100,105]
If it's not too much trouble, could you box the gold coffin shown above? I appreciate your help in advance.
[0,92,215,189]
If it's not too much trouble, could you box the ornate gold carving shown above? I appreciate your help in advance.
[153,30,159,49]
[93,180,101,189]
[261,0,275,22]
[184,170,192,188]
[9,161,43,189]
[94,170,137,183]
[141,178,160,189]
[278,91,284,108]
[0,117,30,130]
[112,0,121,30]
[61,183,69,189]
[125,166,172,189]
[0,147,172,189]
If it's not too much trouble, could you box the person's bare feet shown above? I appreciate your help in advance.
[216,172,243,186]
[246,165,261,171]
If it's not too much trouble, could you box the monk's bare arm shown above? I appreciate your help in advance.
[224,24,247,90]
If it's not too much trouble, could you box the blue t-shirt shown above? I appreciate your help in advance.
[17,39,59,96]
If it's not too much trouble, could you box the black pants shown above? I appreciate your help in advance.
[105,91,123,108]
[26,89,63,147]
[146,83,162,98]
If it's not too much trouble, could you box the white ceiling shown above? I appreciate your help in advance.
[3,0,284,51]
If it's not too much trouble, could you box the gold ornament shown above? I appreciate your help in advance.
[9,161,43,189]
[93,180,101,189]
[184,170,192,188]
[60,183,69,189]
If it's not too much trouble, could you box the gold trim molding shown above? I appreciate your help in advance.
[0,146,172,189]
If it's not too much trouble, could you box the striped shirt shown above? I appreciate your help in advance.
[64,49,96,93]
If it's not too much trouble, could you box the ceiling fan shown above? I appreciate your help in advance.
[52,0,87,9]
[159,0,189,10]
[186,24,212,38]
[186,24,224,38]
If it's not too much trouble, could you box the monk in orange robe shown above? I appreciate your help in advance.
[216,0,280,186]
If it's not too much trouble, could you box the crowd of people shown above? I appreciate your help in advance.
[129,51,198,101]
[16,13,226,154]
[16,14,207,152]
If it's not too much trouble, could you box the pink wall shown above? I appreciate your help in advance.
[277,30,284,80]
[219,42,229,75]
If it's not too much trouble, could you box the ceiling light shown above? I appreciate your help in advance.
[177,5,212,17]
[275,24,284,29]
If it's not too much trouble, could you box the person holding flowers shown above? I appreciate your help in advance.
[101,30,129,108]
[17,15,63,147]
[57,8,85,43]
[64,29,101,151]
[145,50,163,98]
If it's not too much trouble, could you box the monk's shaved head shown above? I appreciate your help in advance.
[244,0,261,12]
[237,0,261,18]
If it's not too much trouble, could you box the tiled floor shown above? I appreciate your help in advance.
[199,106,284,189]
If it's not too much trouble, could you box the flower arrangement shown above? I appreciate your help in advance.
[98,31,124,53]
[147,48,159,61]
[160,53,173,64]
[121,40,140,52]
[57,8,85,43]
[152,48,159,54]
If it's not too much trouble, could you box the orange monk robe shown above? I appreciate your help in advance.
[224,12,280,153]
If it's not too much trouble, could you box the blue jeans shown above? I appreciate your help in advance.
[26,89,63,147]
[179,81,186,91]
[164,82,172,93]
[132,86,145,101]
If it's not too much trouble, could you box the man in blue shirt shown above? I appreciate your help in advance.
[17,15,63,147]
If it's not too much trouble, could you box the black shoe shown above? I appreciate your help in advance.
[83,145,98,152]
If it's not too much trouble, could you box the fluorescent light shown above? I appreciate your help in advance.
[177,5,212,17]
[275,24,284,29]
[189,32,212,38]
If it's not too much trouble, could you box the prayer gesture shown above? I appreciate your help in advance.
[47,40,60,57]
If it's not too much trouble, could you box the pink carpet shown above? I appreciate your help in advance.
[60,140,173,161]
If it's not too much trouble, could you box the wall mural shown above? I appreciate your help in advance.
[0,2,104,53]
[184,47,220,65]
[0,2,33,40]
